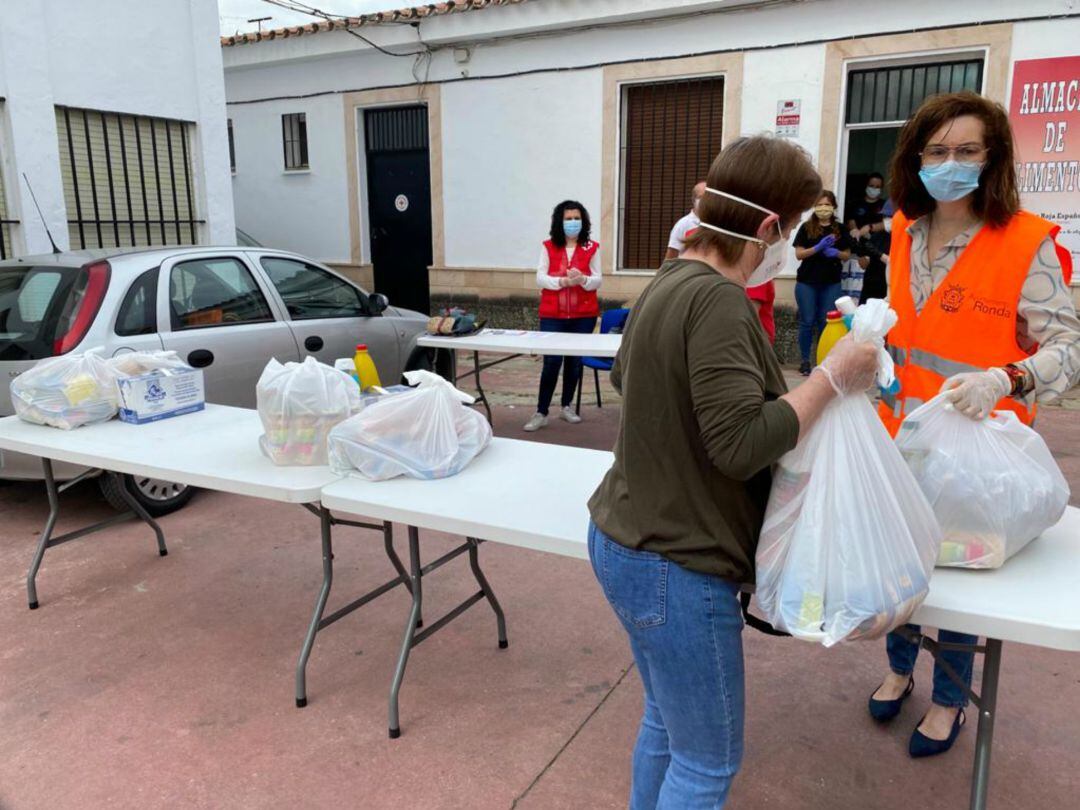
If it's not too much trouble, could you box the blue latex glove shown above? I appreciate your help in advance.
[823,246,841,258]
[813,234,837,252]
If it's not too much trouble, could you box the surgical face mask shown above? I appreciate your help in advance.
[865,186,882,200]
[918,160,983,202]
[698,187,789,288]
[563,218,583,238]
[814,205,835,220]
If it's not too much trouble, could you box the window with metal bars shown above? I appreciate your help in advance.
[282,113,308,170]
[54,106,201,250]
[228,119,236,173]
[846,60,984,125]
[619,77,724,271]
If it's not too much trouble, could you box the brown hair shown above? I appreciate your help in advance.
[889,91,1020,228]
[684,136,822,264]
[804,190,843,240]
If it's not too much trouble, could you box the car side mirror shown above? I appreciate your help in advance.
[368,293,389,315]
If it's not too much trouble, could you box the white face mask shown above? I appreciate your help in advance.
[697,187,790,287]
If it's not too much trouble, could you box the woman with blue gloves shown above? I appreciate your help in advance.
[792,191,853,375]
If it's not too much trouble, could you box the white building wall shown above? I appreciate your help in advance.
[224,0,1079,272]
[229,94,351,261]
[740,46,828,165]
[0,0,233,255]
[440,70,604,269]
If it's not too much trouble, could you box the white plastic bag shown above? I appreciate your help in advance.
[11,350,120,429]
[328,370,492,480]
[755,301,943,646]
[896,395,1069,569]
[256,356,361,466]
[106,350,188,377]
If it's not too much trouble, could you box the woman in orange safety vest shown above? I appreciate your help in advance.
[867,92,1079,758]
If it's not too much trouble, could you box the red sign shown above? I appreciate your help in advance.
[1009,57,1080,267]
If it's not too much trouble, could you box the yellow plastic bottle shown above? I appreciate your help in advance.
[352,344,382,391]
[815,311,849,365]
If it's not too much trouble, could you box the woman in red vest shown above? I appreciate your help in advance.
[524,200,602,432]
[868,92,1079,757]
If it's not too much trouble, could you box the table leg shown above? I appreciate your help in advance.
[467,538,507,649]
[383,522,422,628]
[389,525,424,739]
[27,459,166,610]
[969,638,1003,810]
[473,350,493,425]
[109,472,167,557]
[26,459,62,610]
[296,507,334,708]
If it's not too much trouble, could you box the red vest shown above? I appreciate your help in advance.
[878,209,1073,436]
[539,239,600,319]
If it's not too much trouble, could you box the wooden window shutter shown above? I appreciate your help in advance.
[620,77,724,270]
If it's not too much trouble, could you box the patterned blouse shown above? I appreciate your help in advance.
[906,217,1080,401]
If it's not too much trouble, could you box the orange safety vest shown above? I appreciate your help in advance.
[878,209,1074,437]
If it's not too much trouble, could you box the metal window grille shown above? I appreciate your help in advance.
[846,60,984,125]
[55,106,202,249]
[282,113,308,170]
[619,77,724,270]
[228,119,236,172]
[364,106,428,153]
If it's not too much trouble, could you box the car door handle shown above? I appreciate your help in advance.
[187,349,214,368]
[304,335,324,352]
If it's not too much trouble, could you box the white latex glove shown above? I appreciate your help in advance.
[940,368,1010,420]
[813,334,880,396]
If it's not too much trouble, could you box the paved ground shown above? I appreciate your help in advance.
[0,356,1077,809]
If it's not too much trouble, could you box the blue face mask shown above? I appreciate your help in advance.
[563,219,583,238]
[918,160,983,202]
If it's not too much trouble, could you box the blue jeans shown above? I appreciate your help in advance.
[588,521,744,810]
[536,316,597,415]
[886,625,977,708]
[794,281,843,364]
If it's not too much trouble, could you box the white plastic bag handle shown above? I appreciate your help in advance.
[848,299,899,390]
[402,369,476,404]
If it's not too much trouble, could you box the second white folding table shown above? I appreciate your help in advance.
[418,329,622,422]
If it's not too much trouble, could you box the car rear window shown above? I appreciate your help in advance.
[0,264,101,360]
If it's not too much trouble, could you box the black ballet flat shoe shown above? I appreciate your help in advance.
[799,360,812,376]
[909,709,966,758]
[868,676,915,723]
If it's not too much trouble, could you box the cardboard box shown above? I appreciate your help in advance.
[117,367,205,424]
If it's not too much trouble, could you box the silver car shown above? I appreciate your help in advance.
[0,246,447,514]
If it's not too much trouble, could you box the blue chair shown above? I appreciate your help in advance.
[576,308,630,414]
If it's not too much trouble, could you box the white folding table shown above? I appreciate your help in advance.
[0,406,451,709]
[418,329,622,422]
[323,438,1080,809]
[320,437,611,736]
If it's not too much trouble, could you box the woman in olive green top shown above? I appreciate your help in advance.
[587,136,879,809]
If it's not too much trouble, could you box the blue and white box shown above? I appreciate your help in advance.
[117,366,205,424]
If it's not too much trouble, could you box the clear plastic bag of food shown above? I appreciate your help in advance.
[106,350,188,377]
[256,356,361,466]
[11,350,120,429]
[328,370,492,480]
[755,301,943,646]
[896,395,1069,569]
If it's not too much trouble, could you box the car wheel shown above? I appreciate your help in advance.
[98,473,195,517]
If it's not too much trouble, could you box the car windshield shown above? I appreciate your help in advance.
[0,264,87,360]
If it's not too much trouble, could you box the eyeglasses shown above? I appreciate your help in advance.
[919,144,988,165]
